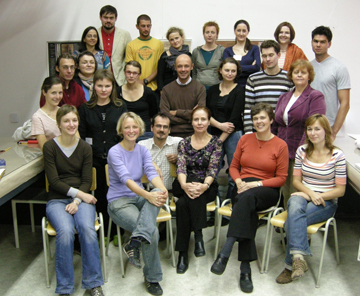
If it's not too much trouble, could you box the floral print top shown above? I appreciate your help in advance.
[177,135,222,182]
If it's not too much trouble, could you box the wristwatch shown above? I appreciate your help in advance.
[143,79,149,85]
[257,182,262,187]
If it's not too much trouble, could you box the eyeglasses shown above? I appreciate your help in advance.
[154,124,169,130]
[125,71,140,76]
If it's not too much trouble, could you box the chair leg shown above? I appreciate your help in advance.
[42,217,50,288]
[117,225,125,278]
[11,200,20,248]
[106,217,112,256]
[265,218,275,273]
[214,213,223,260]
[316,218,332,288]
[332,219,340,264]
[260,214,272,274]
[167,218,176,267]
[30,203,35,232]
[99,212,107,283]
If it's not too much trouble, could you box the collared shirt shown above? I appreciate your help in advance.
[138,136,182,189]
[176,76,192,86]
[101,27,115,63]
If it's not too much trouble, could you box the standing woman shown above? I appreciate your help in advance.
[223,20,260,87]
[73,26,110,70]
[192,21,225,90]
[31,76,63,150]
[118,61,158,141]
[174,107,222,274]
[276,114,346,284]
[207,57,245,200]
[272,60,326,208]
[211,103,288,293]
[73,51,97,102]
[43,105,104,296]
[265,21,307,71]
[107,112,168,295]
[157,27,191,92]
[79,69,127,237]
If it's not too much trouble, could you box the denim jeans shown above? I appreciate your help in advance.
[46,199,104,294]
[107,188,163,282]
[284,195,338,269]
[219,130,242,200]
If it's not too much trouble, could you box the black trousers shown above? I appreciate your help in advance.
[227,177,279,262]
[173,178,218,252]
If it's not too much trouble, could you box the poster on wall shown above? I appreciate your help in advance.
[48,41,81,76]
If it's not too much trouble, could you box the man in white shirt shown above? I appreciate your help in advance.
[138,113,182,190]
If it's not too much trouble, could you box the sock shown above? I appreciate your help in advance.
[293,254,304,260]
[220,236,236,258]
[194,230,203,243]
[240,261,251,274]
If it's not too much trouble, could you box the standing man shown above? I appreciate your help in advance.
[126,14,164,97]
[160,54,206,138]
[138,113,182,191]
[98,5,131,87]
[310,26,351,138]
[243,40,293,133]
[39,53,85,108]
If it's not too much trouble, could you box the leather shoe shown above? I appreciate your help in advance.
[176,254,188,274]
[210,253,229,275]
[240,273,253,293]
[194,240,205,257]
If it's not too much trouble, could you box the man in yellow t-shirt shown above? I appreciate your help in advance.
[125,14,164,97]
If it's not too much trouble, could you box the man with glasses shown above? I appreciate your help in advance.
[39,53,85,108]
[138,113,182,190]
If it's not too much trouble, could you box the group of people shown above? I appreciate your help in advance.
[28,4,351,296]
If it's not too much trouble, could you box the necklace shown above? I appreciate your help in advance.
[255,133,274,149]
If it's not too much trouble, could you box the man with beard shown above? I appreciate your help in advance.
[98,5,131,87]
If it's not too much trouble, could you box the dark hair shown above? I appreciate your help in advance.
[305,114,335,157]
[77,51,98,74]
[137,14,151,25]
[86,69,123,108]
[99,5,117,18]
[217,57,241,81]
[234,20,252,51]
[251,103,274,121]
[124,60,142,74]
[56,104,79,127]
[41,76,62,93]
[79,26,101,52]
[274,22,295,43]
[166,27,185,40]
[55,53,76,73]
[203,21,220,35]
[151,113,170,126]
[260,40,280,54]
[287,60,315,84]
[312,26,333,42]
[191,106,212,121]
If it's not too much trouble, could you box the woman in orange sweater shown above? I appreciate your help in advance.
[210,103,288,293]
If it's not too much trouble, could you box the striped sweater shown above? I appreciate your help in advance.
[293,145,347,196]
[243,70,293,133]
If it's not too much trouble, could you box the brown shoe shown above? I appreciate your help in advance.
[276,268,292,284]
[291,258,308,280]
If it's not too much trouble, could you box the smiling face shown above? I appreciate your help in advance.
[252,110,273,133]
[43,83,63,107]
[220,62,237,82]
[136,20,152,39]
[124,64,141,84]
[292,66,309,89]
[234,23,249,43]
[203,26,218,44]
[168,32,184,50]
[278,26,291,45]
[306,120,326,145]
[78,54,96,77]
[100,13,116,31]
[94,78,112,101]
[83,29,98,48]
[59,111,79,136]
[122,117,140,142]
[175,55,193,83]
[192,109,210,134]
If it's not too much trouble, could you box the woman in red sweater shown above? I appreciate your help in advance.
[210,103,288,293]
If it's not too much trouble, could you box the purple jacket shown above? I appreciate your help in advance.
[272,84,326,159]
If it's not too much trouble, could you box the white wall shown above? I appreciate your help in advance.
[1,0,359,137]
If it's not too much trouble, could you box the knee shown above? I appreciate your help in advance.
[77,222,97,242]
[56,224,75,245]
[176,197,186,209]
[287,195,306,214]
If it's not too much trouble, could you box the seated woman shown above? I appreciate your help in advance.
[157,27,190,92]
[174,106,222,274]
[118,61,158,141]
[210,103,288,293]
[107,112,168,295]
[31,76,63,150]
[207,57,245,200]
[73,51,97,102]
[276,114,346,284]
[43,105,104,296]
[73,26,110,70]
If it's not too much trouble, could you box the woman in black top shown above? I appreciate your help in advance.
[118,61,158,142]
[207,57,245,200]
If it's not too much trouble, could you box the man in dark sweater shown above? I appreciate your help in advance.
[160,54,206,138]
